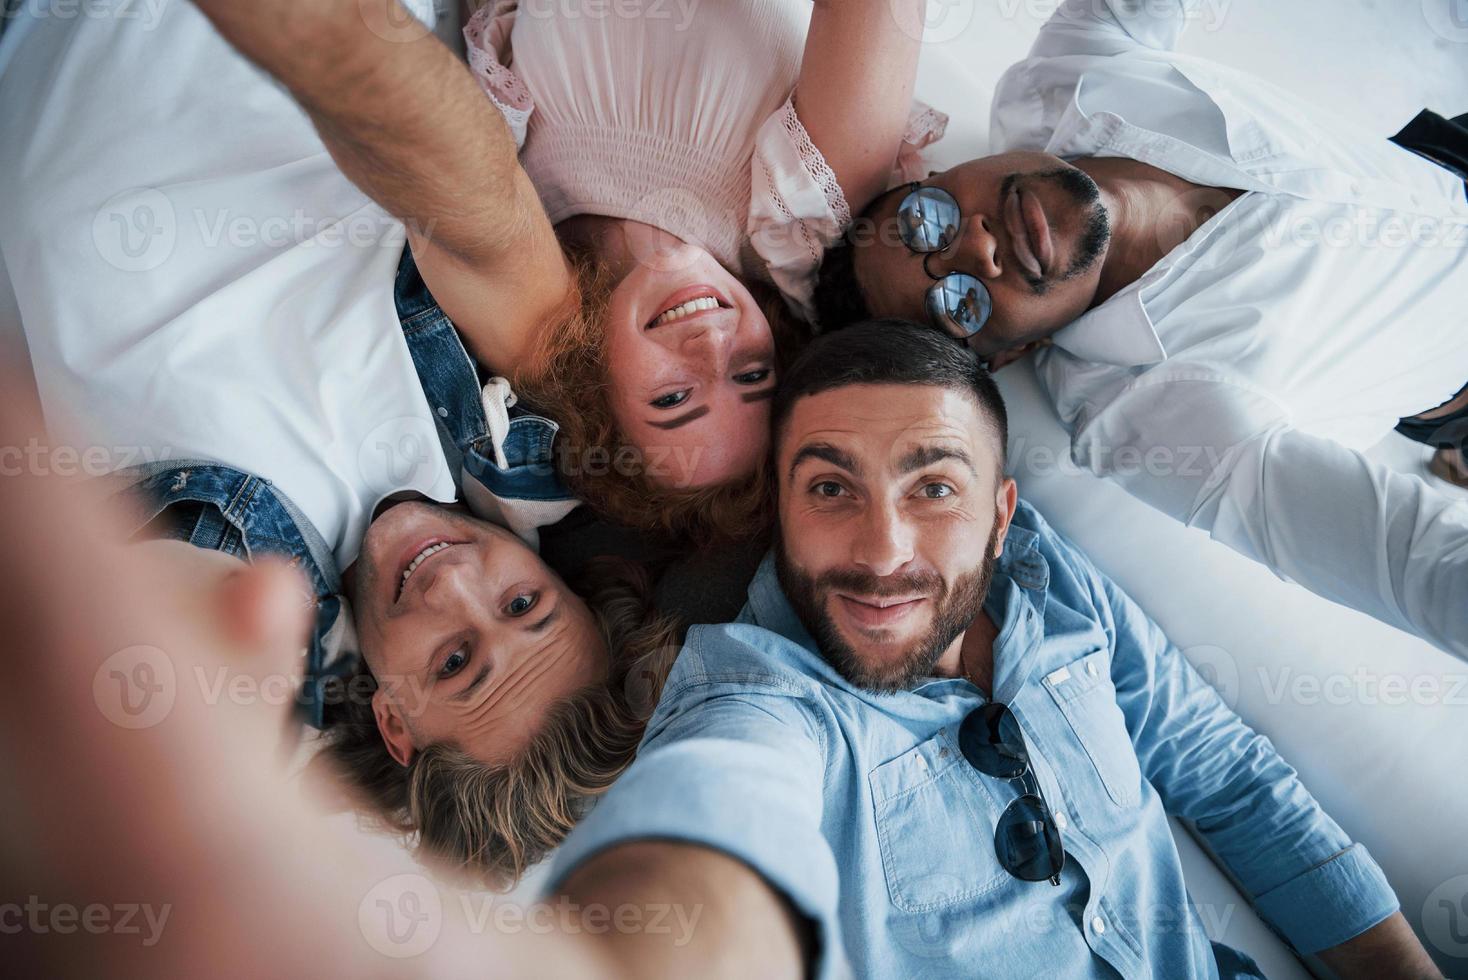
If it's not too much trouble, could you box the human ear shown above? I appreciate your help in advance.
[992,478,1019,558]
[372,688,416,767]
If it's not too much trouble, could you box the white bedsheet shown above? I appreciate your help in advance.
[908,1,1468,972]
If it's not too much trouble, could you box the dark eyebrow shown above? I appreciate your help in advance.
[789,443,861,481]
[897,444,977,477]
[742,387,776,404]
[647,405,710,430]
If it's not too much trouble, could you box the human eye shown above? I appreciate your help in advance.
[505,591,539,617]
[734,368,771,385]
[921,482,955,499]
[439,645,469,679]
[650,389,691,409]
[811,480,847,499]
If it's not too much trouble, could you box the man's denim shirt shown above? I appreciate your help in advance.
[549,501,1396,978]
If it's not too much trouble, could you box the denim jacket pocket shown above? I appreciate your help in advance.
[868,730,1008,913]
[1043,649,1142,808]
[464,414,565,496]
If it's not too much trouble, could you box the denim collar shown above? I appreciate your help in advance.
[747,518,1052,702]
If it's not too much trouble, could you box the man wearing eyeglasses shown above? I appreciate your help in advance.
[814,0,1468,664]
[535,319,1436,978]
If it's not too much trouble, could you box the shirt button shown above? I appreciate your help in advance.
[1054,811,1069,831]
[1086,661,1098,678]
[1091,916,1107,935]
[437,406,449,417]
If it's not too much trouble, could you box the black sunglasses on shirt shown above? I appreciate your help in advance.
[958,700,1067,886]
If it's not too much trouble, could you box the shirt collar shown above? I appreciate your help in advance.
[1047,179,1254,368]
[1048,273,1169,368]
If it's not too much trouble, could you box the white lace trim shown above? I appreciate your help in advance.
[778,97,853,230]
[464,1,534,139]
[757,152,824,283]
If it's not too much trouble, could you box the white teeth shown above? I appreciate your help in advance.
[652,296,720,326]
[402,542,452,585]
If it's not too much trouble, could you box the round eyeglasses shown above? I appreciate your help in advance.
[896,184,993,340]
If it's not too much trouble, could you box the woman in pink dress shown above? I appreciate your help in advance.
[465,0,945,540]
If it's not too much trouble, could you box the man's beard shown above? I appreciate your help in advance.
[776,523,1002,693]
[1003,167,1110,294]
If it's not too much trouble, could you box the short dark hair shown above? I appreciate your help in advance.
[772,317,1009,471]
[811,235,874,331]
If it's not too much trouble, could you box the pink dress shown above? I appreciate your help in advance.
[464,0,946,320]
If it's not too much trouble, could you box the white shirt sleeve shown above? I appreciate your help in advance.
[1030,0,1202,59]
[1044,356,1468,660]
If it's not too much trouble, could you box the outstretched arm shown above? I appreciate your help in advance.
[1087,552,1438,972]
[559,842,809,979]
[191,0,570,376]
[1316,915,1441,980]
[1041,359,1468,662]
[0,378,803,977]
[794,0,929,212]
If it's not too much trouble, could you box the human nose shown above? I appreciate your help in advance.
[681,324,734,377]
[851,497,915,579]
[413,558,479,615]
[931,213,1001,282]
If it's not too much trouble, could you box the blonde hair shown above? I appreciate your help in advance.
[322,558,682,887]
[514,248,810,548]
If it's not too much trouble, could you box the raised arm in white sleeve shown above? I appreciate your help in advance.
[1046,359,1468,661]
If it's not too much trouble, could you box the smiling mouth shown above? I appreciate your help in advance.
[395,540,460,602]
[646,286,732,330]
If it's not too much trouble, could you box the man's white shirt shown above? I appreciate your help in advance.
[993,0,1468,657]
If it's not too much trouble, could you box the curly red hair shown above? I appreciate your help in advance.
[514,248,809,548]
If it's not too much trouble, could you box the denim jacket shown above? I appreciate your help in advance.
[113,247,578,727]
[391,248,578,548]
